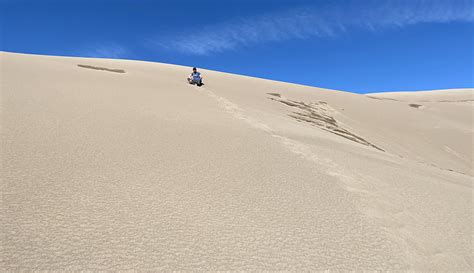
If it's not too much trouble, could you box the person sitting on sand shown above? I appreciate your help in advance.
[187,67,203,86]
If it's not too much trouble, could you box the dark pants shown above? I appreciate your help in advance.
[188,78,202,86]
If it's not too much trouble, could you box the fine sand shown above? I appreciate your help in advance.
[1,52,472,270]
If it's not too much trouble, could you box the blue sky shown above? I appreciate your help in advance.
[1,0,473,93]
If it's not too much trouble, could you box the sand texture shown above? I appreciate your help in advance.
[1,52,472,270]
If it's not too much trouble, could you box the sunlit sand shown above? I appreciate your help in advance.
[1,52,472,270]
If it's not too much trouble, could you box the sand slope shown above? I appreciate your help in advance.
[1,52,472,270]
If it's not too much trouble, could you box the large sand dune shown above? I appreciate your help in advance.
[1,52,472,270]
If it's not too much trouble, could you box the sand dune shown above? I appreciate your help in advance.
[1,52,472,270]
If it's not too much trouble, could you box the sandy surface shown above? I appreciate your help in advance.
[1,52,472,270]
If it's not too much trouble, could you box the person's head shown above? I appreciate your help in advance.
[192,67,197,72]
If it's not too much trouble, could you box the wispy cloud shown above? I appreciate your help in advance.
[78,43,129,59]
[154,0,474,55]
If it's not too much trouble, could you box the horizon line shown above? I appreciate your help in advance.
[2,50,473,94]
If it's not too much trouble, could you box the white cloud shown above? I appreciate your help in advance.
[154,0,474,55]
